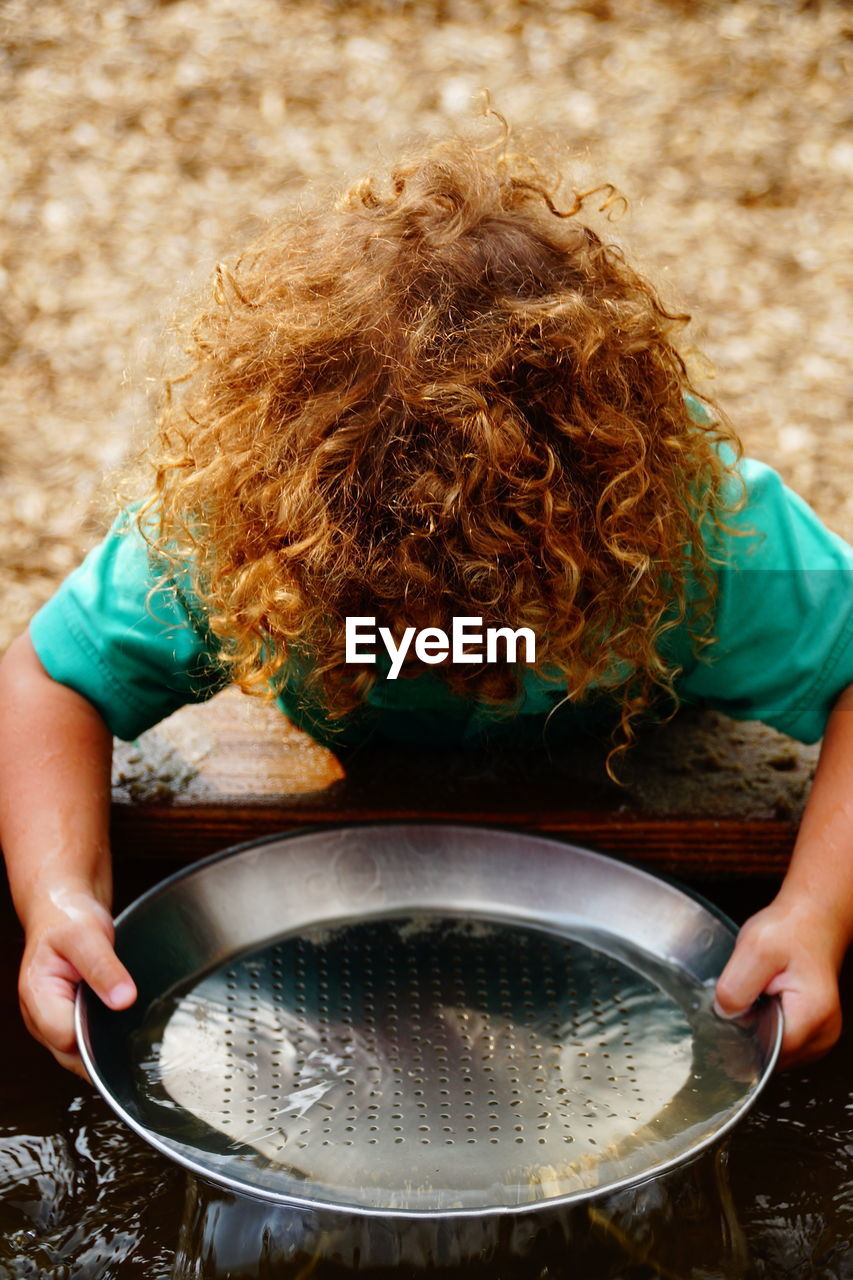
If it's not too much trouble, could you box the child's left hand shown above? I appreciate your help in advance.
[715,893,845,1069]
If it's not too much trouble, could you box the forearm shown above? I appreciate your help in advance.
[776,683,853,956]
[0,630,114,926]
[716,683,853,1066]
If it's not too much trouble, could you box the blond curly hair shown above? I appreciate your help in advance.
[139,131,742,766]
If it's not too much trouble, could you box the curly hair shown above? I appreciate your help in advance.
[139,131,743,768]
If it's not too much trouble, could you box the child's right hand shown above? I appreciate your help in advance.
[19,885,137,1079]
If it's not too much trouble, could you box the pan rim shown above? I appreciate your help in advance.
[76,821,783,1222]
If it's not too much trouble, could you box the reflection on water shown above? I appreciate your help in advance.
[2,1011,852,1276]
[0,1093,184,1279]
[170,1150,753,1278]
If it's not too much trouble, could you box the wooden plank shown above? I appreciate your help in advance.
[110,689,808,881]
[111,805,795,876]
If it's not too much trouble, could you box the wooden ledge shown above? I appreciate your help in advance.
[109,686,814,885]
[110,688,818,881]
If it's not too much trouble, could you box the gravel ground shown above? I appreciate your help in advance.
[1,0,851,652]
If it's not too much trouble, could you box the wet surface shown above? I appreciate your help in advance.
[0,876,851,1278]
[132,915,767,1211]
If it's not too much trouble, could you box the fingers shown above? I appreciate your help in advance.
[773,983,842,1070]
[20,964,80,1056]
[713,907,844,1070]
[19,998,91,1081]
[19,907,137,1080]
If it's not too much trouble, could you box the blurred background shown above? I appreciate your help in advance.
[1,0,850,651]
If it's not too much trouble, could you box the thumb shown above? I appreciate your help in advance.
[64,925,137,1011]
[715,938,782,1020]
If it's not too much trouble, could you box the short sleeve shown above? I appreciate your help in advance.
[677,457,853,742]
[29,510,229,740]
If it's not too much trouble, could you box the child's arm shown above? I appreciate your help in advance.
[716,683,853,1067]
[0,631,136,1078]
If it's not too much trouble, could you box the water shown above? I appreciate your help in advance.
[1,882,851,1277]
[130,915,765,1212]
[0,1093,184,1279]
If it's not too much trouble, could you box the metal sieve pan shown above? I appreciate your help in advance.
[77,823,781,1229]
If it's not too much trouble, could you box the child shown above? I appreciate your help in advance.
[0,132,851,1080]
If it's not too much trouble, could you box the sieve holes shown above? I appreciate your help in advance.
[164,920,686,1195]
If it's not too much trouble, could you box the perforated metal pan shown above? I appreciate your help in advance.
[77,823,781,1225]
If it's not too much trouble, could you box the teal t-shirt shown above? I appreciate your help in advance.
[29,457,853,747]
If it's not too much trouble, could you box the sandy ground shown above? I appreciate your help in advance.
[1,0,851,653]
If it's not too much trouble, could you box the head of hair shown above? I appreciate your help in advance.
[140,125,742,770]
